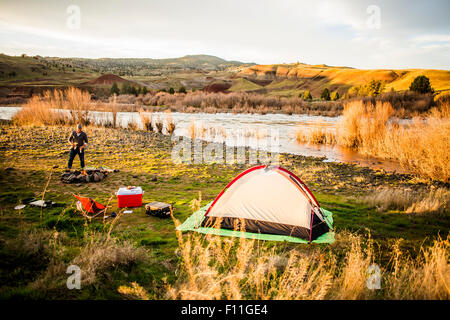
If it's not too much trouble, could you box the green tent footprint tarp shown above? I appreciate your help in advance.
[177,166,335,244]
[177,201,334,244]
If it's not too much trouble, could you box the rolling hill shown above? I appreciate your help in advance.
[0,53,251,98]
[236,63,450,97]
[0,53,448,100]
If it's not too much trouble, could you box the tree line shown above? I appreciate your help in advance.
[110,82,186,96]
[109,75,434,99]
[301,75,434,101]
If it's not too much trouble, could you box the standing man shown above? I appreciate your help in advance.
[67,124,88,170]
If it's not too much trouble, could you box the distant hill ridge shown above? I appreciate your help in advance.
[233,63,450,97]
[0,53,448,99]
[43,54,254,71]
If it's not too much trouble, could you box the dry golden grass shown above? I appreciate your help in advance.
[187,120,269,142]
[13,95,69,126]
[165,110,176,135]
[406,188,450,215]
[140,91,343,116]
[6,229,54,257]
[382,117,450,182]
[71,237,146,286]
[126,117,139,131]
[364,188,416,212]
[296,124,336,145]
[430,97,450,118]
[336,100,450,182]
[64,87,92,124]
[138,109,153,132]
[332,234,374,299]
[154,117,164,134]
[110,94,119,128]
[118,282,150,300]
[168,230,333,300]
[189,191,202,213]
[168,199,449,300]
[187,120,206,139]
[168,218,449,299]
[364,187,449,215]
[12,89,180,135]
[385,238,450,299]
[337,100,394,150]
[29,234,147,291]
[13,87,92,126]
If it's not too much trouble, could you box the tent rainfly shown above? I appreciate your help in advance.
[178,165,334,244]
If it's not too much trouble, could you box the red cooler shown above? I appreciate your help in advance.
[117,186,143,208]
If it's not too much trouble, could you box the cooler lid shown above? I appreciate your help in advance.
[117,186,143,195]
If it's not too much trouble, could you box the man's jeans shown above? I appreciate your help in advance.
[68,148,85,169]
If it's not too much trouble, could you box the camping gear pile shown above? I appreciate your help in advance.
[117,186,143,208]
[74,186,171,220]
[145,201,172,218]
[61,168,110,184]
[69,164,334,244]
[177,165,334,244]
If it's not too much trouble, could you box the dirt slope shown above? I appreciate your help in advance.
[237,63,450,97]
[84,74,129,85]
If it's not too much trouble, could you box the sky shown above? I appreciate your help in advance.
[0,0,449,69]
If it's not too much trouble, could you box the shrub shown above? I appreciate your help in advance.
[139,109,153,132]
[13,88,91,126]
[121,82,131,94]
[321,88,331,101]
[165,111,176,135]
[71,238,147,286]
[110,82,120,96]
[331,91,340,101]
[302,90,312,100]
[296,124,336,145]
[347,86,359,98]
[347,80,385,97]
[374,91,434,115]
[126,119,139,131]
[121,83,139,96]
[365,80,385,96]
[337,100,450,182]
[410,75,434,94]
[154,117,164,133]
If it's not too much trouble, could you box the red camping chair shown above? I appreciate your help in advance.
[73,194,107,218]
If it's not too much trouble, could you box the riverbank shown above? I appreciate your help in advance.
[1,87,440,118]
[297,99,450,182]
[6,88,449,181]
[0,123,448,299]
[2,104,412,174]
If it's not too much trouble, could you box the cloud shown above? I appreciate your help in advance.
[0,0,448,69]
[412,34,450,45]
[315,1,365,30]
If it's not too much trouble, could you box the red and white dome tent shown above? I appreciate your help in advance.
[178,165,334,244]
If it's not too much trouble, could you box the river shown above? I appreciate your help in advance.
[0,106,404,173]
